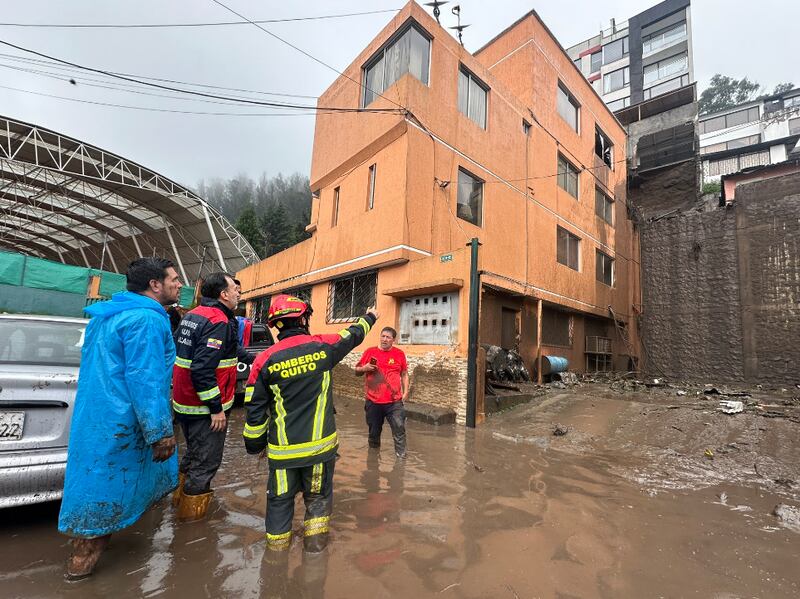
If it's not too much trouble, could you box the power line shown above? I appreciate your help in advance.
[0,83,394,117]
[0,9,401,29]
[0,38,404,114]
[0,51,319,99]
[209,0,408,112]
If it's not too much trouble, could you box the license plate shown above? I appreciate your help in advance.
[0,412,25,441]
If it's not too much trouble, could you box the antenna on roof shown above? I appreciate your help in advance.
[424,1,448,25]
[449,4,469,46]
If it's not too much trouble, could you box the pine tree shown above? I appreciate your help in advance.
[260,202,293,257]
[235,204,264,258]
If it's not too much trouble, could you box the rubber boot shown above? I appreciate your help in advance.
[172,472,186,508]
[65,534,111,581]
[177,490,213,521]
[303,532,329,554]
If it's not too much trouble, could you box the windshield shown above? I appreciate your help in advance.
[0,319,86,367]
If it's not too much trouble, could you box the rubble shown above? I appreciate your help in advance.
[772,504,800,533]
[552,424,569,436]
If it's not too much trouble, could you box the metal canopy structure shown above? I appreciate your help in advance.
[0,115,259,281]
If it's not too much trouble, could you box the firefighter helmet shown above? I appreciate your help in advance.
[267,294,312,328]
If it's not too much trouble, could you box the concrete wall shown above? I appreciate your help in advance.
[641,172,800,385]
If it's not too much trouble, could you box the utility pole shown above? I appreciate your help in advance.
[465,237,481,428]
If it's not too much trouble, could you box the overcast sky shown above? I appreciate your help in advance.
[1,1,796,188]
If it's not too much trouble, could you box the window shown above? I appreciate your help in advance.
[606,97,629,112]
[332,187,340,226]
[704,150,770,177]
[603,67,629,93]
[285,286,312,304]
[542,308,572,347]
[642,21,687,55]
[557,154,579,199]
[595,188,613,225]
[699,134,762,155]
[643,73,689,100]
[363,24,430,106]
[785,96,800,108]
[557,226,580,271]
[603,37,628,64]
[399,292,459,344]
[456,168,483,226]
[458,67,488,128]
[700,106,760,134]
[367,164,376,210]
[643,53,687,86]
[557,83,580,132]
[522,119,531,135]
[596,250,614,286]
[595,127,613,168]
[327,271,377,323]
[586,335,613,372]
[590,51,602,74]
[790,117,800,136]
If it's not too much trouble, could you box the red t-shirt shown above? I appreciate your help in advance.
[357,346,407,404]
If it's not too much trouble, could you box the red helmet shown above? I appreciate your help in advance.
[267,294,312,328]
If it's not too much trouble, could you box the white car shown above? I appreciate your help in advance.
[0,314,87,508]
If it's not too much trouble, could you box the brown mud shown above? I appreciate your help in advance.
[1,384,798,598]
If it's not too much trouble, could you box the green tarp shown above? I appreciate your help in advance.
[180,286,196,307]
[22,257,90,294]
[93,270,127,297]
[0,251,25,286]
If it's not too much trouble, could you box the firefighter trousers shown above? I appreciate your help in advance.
[178,415,228,496]
[265,457,335,552]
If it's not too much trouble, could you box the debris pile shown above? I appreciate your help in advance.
[483,345,530,395]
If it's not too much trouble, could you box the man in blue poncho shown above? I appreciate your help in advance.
[58,257,183,580]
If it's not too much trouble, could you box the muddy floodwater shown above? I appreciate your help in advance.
[2,384,799,598]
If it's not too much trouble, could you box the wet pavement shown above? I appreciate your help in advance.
[1,385,799,598]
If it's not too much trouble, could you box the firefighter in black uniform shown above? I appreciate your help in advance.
[172,272,254,520]
[243,294,378,553]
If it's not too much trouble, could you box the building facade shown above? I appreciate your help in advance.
[566,0,694,113]
[700,87,800,184]
[237,2,641,423]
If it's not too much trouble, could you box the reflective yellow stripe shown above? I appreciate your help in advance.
[217,358,237,368]
[173,397,233,415]
[337,328,351,339]
[312,371,330,441]
[275,469,288,495]
[175,357,192,368]
[197,386,221,401]
[266,531,292,541]
[268,431,338,461]
[266,530,292,549]
[244,385,254,403]
[304,516,330,537]
[357,317,371,336]
[243,420,268,439]
[172,401,210,415]
[311,462,323,493]
[271,384,289,446]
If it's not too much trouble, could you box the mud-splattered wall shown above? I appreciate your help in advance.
[641,172,800,385]
[333,351,468,423]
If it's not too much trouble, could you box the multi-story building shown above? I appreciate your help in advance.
[237,1,641,423]
[566,0,694,113]
[700,87,800,184]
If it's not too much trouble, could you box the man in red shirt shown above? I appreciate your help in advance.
[355,327,409,458]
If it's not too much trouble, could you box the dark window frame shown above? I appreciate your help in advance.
[456,167,484,227]
[595,187,614,225]
[556,226,581,271]
[326,270,378,323]
[596,250,614,286]
[595,126,614,168]
[458,65,489,129]
[557,154,579,199]
[557,82,580,132]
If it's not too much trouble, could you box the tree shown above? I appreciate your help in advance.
[234,204,264,258]
[260,201,294,257]
[766,82,794,97]
[699,74,761,114]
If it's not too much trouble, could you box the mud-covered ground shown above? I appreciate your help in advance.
[1,383,799,598]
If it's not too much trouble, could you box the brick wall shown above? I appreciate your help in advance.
[332,350,468,423]
[641,172,800,385]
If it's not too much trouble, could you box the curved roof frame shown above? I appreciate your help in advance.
[0,115,258,281]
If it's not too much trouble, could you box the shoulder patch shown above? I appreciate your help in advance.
[206,338,222,349]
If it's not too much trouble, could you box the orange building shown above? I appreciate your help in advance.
[237,2,641,424]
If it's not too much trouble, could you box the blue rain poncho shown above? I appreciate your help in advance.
[58,291,178,538]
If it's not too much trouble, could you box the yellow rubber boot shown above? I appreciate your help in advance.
[177,490,213,521]
[172,472,186,508]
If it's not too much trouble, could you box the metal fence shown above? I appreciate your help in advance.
[326,271,377,323]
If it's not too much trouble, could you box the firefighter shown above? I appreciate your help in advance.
[243,294,378,553]
[172,271,254,520]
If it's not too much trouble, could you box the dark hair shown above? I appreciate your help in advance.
[126,257,175,292]
[201,271,234,299]
[381,326,397,339]
[233,278,241,287]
